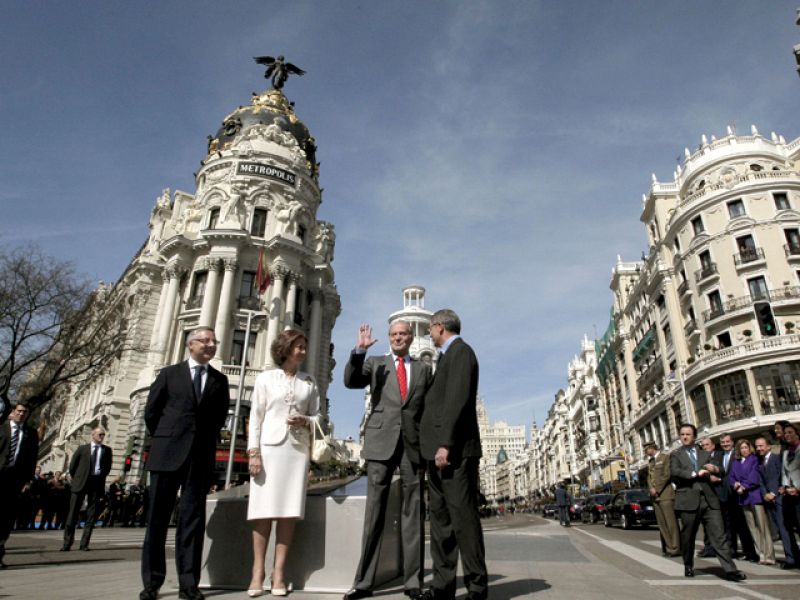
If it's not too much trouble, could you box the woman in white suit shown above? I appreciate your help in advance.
[246,329,320,597]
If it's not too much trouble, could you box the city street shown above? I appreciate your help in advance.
[2,514,798,600]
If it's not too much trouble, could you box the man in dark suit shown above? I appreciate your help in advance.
[670,423,745,581]
[0,402,39,567]
[139,326,230,600]
[554,484,572,527]
[342,321,431,600]
[755,436,797,569]
[420,309,487,600]
[62,426,113,551]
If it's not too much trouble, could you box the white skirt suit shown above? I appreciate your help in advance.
[247,369,320,520]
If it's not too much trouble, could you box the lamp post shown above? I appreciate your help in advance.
[224,309,266,488]
[666,365,691,425]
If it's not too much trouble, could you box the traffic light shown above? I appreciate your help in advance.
[754,302,777,337]
[124,455,132,472]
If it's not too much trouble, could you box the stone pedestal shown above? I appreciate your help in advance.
[200,476,403,593]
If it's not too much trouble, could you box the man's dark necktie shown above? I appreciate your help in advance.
[8,425,19,466]
[193,365,205,401]
[91,445,99,475]
[688,448,697,470]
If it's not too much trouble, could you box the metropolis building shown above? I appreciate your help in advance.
[38,74,341,482]
[536,127,800,493]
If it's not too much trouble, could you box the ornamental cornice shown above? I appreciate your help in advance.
[160,235,193,254]
[286,270,304,285]
[200,229,249,243]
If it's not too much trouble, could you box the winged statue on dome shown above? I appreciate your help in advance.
[253,55,305,90]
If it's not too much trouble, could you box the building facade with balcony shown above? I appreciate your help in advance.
[38,78,341,483]
[476,397,527,502]
[535,127,800,490]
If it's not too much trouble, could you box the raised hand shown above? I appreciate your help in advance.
[356,323,378,350]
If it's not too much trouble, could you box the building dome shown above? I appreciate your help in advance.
[207,89,314,161]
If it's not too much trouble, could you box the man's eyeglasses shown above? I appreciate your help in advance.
[191,338,218,346]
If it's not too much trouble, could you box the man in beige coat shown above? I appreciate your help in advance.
[646,441,680,556]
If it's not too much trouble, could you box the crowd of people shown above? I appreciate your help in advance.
[10,471,150,532]
[643,419,800,582]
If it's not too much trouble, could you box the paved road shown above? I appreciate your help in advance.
[2,515,798,599]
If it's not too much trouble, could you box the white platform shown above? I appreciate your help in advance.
[200,476,403,593]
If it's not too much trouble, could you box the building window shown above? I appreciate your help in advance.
[230,330,257,366]
[297,224,307,243]
[709,371,754,424]
[785,229,800,256]
[208,207,220,229]
[187,271,207,308]
[240,271,256,298]
[691,387,711,429]
[707,290,723,318]
[753,362,800,415]
[691,216,705,236]
[238,271,259,310]
[735,234,761,264]
[727,199,746,218]
[717,331,732,349]
[747,276,769,301]
[774,192,790,211]
[251,208,268,237]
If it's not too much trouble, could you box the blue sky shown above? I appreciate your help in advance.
[2,2,798,440]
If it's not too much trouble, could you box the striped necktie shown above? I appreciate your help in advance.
[8,424,19,466]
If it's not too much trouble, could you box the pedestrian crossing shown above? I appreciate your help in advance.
[13,527,175,548]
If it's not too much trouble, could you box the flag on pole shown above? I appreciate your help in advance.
[255,248,270,296]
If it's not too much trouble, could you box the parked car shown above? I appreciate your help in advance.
[542,503,557,518]
[568,497,586,522]
[603,488,657,529]
[581,493,613,524]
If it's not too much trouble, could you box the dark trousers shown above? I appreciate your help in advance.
[0,474,22,561]
[557,506,570,525]
[141,459,210,592]
[427,456,487,599]
[352,440,421,591]
[765,498,798,566]
[721,496,756,558]
[678,495,737,573]
[63,477,105,549]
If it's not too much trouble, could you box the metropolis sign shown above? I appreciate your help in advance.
[237,162,296,186]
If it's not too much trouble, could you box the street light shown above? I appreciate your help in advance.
[224,309,266,488]
[666,365,691,425]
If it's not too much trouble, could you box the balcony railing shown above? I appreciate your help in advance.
[185,295,203,310]
[692,334,800,369]
[702,305,725,322]
[694,263,718,282]
[734,247,764,266]
[237,296,261,310]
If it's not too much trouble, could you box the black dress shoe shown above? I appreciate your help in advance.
[139,588,159,600]
[780,562,797,570]
[404,589,424,600]
[684,567,694,577]
[724,571,747,582]
[422,589,454,600]
[343,590,373,600]
[178,587,205,600]
[79,546,90,551]
[466,593,488,600]
[696,550,715,558]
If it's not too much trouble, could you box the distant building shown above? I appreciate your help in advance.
[535,127,800,492]
[477,398,526,503]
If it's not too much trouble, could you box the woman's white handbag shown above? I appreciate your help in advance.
[311,419,336,464]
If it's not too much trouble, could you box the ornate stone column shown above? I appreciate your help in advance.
[283,272,302,331]
[199,256,222,328]
[157,263,186,362]
[305,289,323,377]
[213,258,239,361]
[148,271,171,362]
[264,265,288,366]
